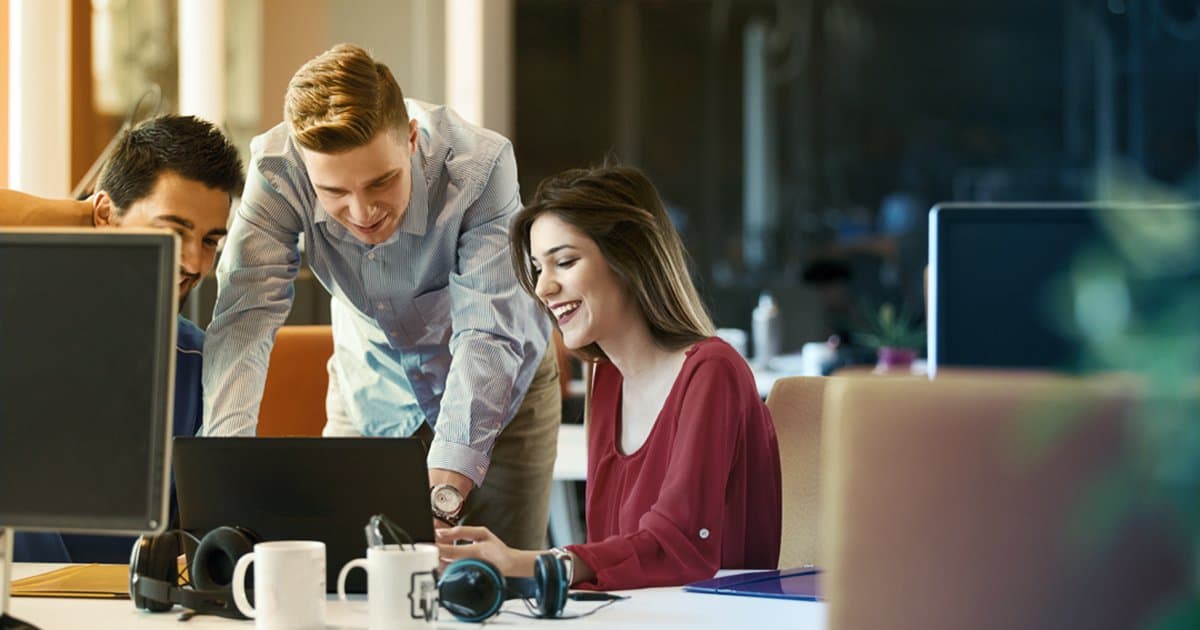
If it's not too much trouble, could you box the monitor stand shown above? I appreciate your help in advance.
[0,528,39,630]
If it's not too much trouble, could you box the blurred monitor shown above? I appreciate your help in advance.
[927,203,1198,375]
[0,229,177,535]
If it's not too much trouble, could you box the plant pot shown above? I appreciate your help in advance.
[874,346,917,374]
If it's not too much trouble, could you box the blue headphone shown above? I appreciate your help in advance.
[437,554,569,622]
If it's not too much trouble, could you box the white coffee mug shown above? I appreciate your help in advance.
[338,543,439,629]
[232,540,327,630]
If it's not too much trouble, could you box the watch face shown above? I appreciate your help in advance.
[433,485,463,512]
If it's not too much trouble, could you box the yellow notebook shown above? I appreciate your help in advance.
[10,564,130,599]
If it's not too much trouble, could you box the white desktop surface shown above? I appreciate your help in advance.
[553,424,587,481]
[9,563,824,629]
[570,369,791,402]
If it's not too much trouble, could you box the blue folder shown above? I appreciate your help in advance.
[683,567,821,601]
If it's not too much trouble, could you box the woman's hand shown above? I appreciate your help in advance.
[435,525,542,577]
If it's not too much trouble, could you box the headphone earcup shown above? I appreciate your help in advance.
[129,536,150,610]
[130,533,180,613]
[190,526,258,594]
[533,553,568,618]
[438,558,507,623]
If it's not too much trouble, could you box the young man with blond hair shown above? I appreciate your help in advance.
[202,44,559,549]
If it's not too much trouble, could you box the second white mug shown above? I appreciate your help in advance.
[338,543,439,629]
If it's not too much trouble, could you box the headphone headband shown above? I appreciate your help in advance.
[129,526,259,620]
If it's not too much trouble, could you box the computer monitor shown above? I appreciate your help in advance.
[0,229,178,618]
[927,202,1198,375]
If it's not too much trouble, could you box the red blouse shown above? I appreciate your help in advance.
[566,338,782,590]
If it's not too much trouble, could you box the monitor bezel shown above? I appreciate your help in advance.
[0,228,178,536]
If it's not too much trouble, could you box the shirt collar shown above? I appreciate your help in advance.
[312,196,329,224]
[399,149,429,237]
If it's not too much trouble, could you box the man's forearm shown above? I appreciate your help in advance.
[201,300,292,436]
[201,201,303,435]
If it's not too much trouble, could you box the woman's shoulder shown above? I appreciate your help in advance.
[672,339,770,437]
[681,338,758,394]
[685,337,751,370]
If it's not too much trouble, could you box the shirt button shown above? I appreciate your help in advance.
[367,252,376,261]
[377,302,386,310]
[699,528,710,540]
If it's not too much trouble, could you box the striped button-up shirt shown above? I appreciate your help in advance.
[201,100,551,486]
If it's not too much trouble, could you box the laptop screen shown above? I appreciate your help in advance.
[173,437,434,593]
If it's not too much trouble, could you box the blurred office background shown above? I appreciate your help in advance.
[3,0,1199,357]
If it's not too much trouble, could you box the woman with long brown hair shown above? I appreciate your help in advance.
[437,165,781,590]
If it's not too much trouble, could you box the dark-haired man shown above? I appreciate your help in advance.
[0,114,245,562]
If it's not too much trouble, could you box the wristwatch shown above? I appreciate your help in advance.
[430,483,465,526]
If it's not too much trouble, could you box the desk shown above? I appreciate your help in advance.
[549,425,587,546]
[552,425,587,482]
[751,365,800,399]
[568,354,822,401]
[570,369,791,401]
[8,564,825,628]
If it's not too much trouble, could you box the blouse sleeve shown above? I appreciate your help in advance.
[567,355,748,590]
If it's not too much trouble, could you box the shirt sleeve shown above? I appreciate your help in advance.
[567,356,746,589]
[0,190,92,226]
[425,142,551,486]
[200,158,303,436]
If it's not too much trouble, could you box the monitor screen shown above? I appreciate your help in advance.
[0,229,176,535]
[927,203,1198,375]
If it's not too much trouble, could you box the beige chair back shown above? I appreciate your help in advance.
[764,376,828,569]
[821,372,1190,630]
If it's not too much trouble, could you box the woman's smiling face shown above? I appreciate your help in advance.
[528,213,639,350]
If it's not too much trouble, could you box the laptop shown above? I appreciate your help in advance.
[173,437,435,593]
[684,568,820,601]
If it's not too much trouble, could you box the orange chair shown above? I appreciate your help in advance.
[257,325,333,437]
[256,326,570,436]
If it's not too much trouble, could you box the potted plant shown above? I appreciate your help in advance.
[859,302,925,373]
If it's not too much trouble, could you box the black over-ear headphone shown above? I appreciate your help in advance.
[129,526,260,619]
[438,554,570,622]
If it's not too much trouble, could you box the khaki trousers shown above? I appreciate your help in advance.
[326,349,561,550]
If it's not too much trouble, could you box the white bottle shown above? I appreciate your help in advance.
[752,292,781,369]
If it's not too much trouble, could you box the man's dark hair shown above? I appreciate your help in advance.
[97,115,245,213]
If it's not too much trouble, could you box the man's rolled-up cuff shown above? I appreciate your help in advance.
[427,440,491,488]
